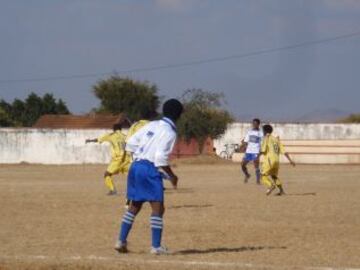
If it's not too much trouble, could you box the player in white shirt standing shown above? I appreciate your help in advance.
[240,118,263,184]
[115,99,183,255]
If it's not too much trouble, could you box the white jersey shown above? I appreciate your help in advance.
[125,117,177,167]
[244,129,263,154]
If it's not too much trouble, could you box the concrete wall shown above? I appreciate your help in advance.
[214,123,360,152]
[0,128,111,164]
[215,123,360,164]
[1,123,360,164]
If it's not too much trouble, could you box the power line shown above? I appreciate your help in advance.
[1,30,360,84]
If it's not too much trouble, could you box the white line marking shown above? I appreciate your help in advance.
[0,254,359,270]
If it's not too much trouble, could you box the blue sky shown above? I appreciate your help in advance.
[0,0,359,120]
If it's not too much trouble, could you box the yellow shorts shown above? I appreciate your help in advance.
[106,155,132,175]
[261,159,279,176]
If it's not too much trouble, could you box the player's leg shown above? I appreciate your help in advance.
[253,157,261,185]
[241,157,251,183]
[104,160,120,195]
[104,171,117,195]
[149,201,166,254]
[115,200,143,253]
[261,162,276,195]
[271,174,285,196]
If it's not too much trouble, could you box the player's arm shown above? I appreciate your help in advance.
[85,138,98,144]
[239,139,247,153]
[279,141,295,166]
[155,132,178,189]
[240,132,250,152]
[125,125,149,153]
[284,152,296,167]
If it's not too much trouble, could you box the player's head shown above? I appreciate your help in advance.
[112,123,123,131]
[252,118,261,129]
[262,124,273,135]
[162,99,184,122]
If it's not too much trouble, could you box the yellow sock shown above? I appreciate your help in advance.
[105,176,115,192]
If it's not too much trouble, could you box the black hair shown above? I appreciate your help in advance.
[253,118,261,125]
[162,99,183,121]
[262,124,273,135]
[112,123,123,131]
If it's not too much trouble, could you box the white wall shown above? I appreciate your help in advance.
[0,128,112,164]
[214,123,360,154]
[1,123,360,164]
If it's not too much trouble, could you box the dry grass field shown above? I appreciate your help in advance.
[0,161,359,270]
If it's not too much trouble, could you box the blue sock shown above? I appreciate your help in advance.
[119,211,135,244]
[150,215,163,248]
[256,169,261,182]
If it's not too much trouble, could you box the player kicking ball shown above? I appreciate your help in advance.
[240,118,263,184]
[86,122,130,196]
[260,124,295,196]
[115,99,183,255]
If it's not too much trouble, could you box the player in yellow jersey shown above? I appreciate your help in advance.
[260,124,295,196]
[126,119,150,139]
[86,123,130,196]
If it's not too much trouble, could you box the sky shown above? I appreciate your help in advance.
[0,0,360,120]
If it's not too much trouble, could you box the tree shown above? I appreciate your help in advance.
[93,76,159,121]
[0,107,14,127]
[177,89,234,153]
[339,114,360,123]
[0,93,71,127]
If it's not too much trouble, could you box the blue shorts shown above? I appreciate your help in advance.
[127,160,164,202]
[243,153,259,162]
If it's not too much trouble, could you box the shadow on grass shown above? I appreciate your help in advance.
[168,204,213,209]
[287,192,317,196]
[174,246,286,255]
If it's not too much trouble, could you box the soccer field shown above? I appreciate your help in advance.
[0,162,359,270]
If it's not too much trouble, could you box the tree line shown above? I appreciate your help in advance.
[0,93,69,127]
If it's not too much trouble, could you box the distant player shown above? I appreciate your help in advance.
[115,99,183,255]
[260,124,295,196]
[85,122,130,196]
[240,118,263,184]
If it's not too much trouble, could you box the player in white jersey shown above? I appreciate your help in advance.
[240,118,263,184]
[115,99,183,255]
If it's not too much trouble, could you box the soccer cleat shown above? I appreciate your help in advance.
[150,246,169,255]
[275,190,286,196]
[114,241,128,253]
[266,185,276,196]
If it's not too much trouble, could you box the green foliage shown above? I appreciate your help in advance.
[0,93,70,127]
[93,76,159,121]
[0,107,14,127]
[177,89,234,153]
[339,114,360,123]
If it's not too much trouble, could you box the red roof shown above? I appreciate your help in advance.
[33,114,126,129]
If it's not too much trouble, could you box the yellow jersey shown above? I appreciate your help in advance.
[98,130,126,161]
[261,134,285,164]
[126,120,150,141]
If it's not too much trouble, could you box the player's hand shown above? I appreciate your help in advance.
[170,175,178,189]
[290,161,296,167]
